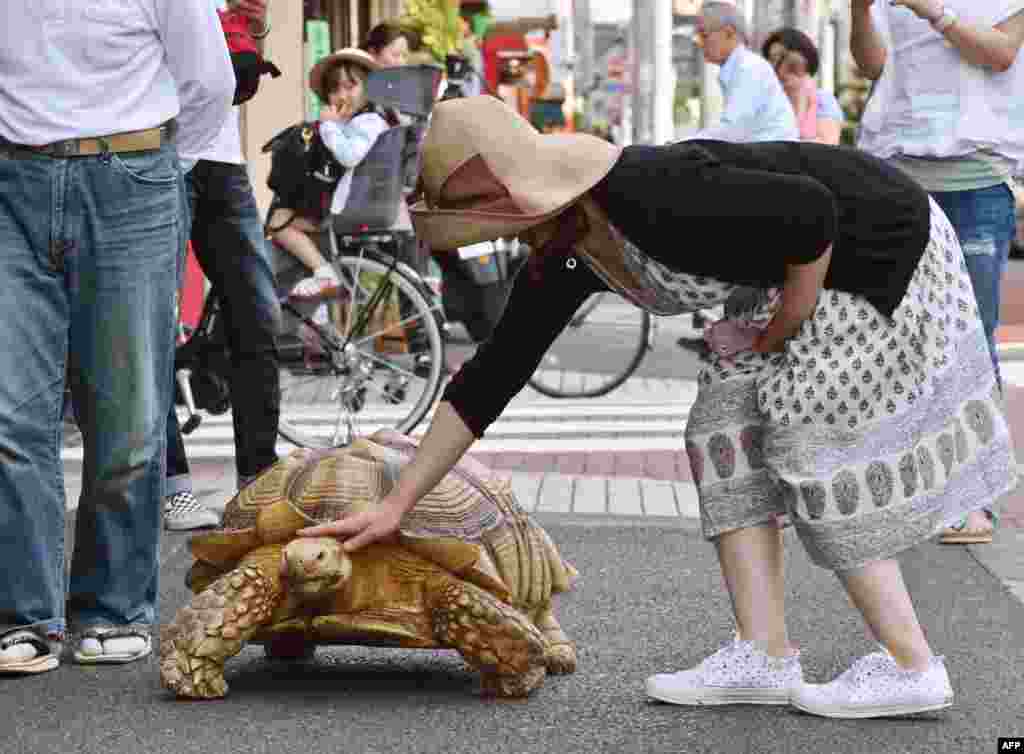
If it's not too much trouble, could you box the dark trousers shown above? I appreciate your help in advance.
[167,160,282,482]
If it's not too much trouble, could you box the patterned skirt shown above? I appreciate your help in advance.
[653,199,1016,572]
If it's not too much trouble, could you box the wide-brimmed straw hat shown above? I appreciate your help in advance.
[410,95,622,250]
[309,47,379,100]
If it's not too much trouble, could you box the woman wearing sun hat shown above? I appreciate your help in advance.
[297,94,1015,719]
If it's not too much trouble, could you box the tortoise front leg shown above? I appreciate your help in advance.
[427,577,547,698]
[160,545,285,699]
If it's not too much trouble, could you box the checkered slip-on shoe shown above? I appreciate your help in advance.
[164,491,220,531]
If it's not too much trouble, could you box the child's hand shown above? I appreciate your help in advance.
[321,102,354,123]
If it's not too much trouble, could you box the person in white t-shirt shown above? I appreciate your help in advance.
[0,0,233,672]
[163,0,285,532]
[852,0,1024,545]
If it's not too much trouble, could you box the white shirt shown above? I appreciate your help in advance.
[202,0,245,166]
[859,1,1024,170]
[692,46,798,143]
[0,0,234,165]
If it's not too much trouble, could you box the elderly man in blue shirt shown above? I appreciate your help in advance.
[691,1,799,143]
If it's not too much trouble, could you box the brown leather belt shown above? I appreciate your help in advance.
[15,124,173,157]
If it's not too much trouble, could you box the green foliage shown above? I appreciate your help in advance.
[401,0,465,63]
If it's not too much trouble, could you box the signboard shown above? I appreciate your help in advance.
[305,20,331,120]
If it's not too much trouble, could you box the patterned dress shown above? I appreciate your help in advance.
[625,198,1016,571]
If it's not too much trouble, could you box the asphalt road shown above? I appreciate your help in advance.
[5,515,1021,754]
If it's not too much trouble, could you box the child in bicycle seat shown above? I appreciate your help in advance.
[268,48,390,321]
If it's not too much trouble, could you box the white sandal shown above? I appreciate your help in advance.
[72,625,152,665]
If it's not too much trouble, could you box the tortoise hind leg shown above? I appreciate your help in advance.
[427,577,547,698]
[533,602,577,674]
[160,548,285,699]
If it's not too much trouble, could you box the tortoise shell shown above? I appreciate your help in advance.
[188,429,575,608]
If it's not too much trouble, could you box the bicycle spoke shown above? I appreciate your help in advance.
[277,250,445,448]
[527,293,651,399]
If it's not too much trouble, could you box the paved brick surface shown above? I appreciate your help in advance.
[472,449,691,482]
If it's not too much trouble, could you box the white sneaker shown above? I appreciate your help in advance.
[791,650,954,719]
[646,640,802,706]
[164,491,220,531]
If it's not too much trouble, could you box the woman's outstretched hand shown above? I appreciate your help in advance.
[753,245,832,354]
[297,402,478,553]
[297,500,404,552]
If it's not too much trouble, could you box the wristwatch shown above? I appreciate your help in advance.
[931,6,958,33]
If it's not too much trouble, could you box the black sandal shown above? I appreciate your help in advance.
[0,629,59,674]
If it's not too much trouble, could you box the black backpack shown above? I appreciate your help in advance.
[263,109,409,234]
[262,121,342,229]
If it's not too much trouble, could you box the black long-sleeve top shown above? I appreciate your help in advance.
[442,140,932,438]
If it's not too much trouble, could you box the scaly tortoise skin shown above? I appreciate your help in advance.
[159,429,578,699]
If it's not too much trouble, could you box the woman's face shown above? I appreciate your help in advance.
[777,51,810,92]
[374,35,409,67]
[766,41,787,68]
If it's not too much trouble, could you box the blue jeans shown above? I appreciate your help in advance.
[166,160,281,483]
[931,184,1016,387]
[0,141,183,637]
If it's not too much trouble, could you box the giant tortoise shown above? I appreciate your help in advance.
[159,430,578,699]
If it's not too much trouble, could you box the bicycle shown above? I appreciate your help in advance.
[527,292,656,398]
[175,225,447,449]
[525,293,731,400]
[175,56,535,441]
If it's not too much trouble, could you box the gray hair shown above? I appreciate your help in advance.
[701,2,748,44]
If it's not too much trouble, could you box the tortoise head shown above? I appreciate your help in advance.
[281,538,351,601]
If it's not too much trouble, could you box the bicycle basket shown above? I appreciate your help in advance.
[332,125,408,234]
[365,65,442,119]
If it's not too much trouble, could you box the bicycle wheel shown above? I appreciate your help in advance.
[527,292,651,399]
[276,254,445,448]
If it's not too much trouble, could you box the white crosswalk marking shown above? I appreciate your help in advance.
[60,375,699,462]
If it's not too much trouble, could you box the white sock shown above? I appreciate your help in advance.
[313,264,338,281]
[78,636,147,657]
[0,643,40,662]
[312,303,329,325]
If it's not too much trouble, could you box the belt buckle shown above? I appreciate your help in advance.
[51,140,80,157]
